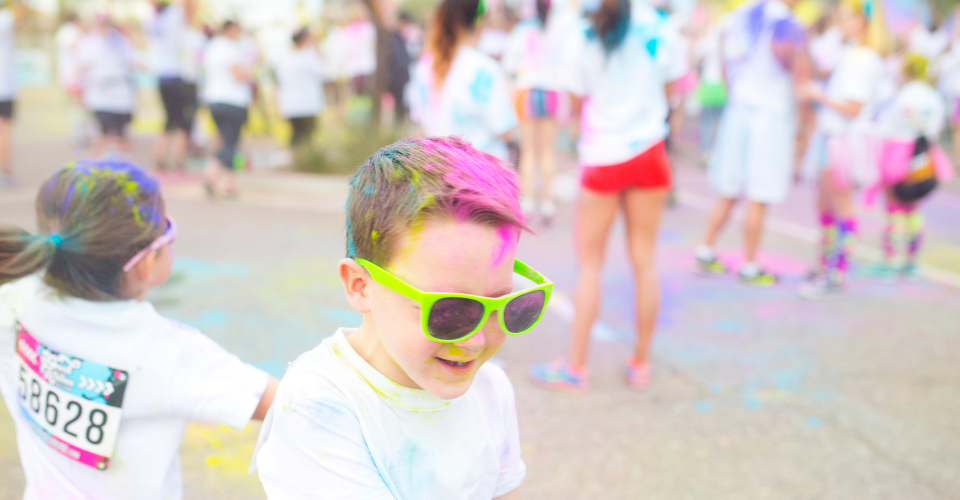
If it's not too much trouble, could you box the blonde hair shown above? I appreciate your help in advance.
[842,0,889,54]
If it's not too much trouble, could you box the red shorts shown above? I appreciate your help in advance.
[580,141,672,193]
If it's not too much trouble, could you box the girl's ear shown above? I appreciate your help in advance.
[339,259,373,314]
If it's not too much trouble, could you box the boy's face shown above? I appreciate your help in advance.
[370,218,518,400]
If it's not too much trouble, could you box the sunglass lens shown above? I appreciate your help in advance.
[503,290,545,333]
[427,297,485,341]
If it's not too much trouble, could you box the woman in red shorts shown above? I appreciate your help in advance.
[530,0,688,391]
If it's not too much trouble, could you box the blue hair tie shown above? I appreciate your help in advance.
[48,234,63,248]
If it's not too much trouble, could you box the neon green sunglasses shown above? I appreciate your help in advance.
[356,258,553,343]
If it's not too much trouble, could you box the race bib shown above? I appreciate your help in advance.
[15,322,128,470]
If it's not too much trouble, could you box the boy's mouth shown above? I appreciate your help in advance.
[436,357,475,371]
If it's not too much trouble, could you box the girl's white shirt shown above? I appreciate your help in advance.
[0,275,269,500]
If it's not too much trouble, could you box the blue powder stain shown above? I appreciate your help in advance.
[774,368,804,392]
[364,186,376,195]
[715,319,744,333]
[469,68,494,103]
[253,360,287,378]
[708,383,722,395]
[61,184,75,217]
[172,257,250,278]
[805,416,821,428]
[696,400,712,412]
[645,38,659,57]
[743,396,761,410]
[199,309,230,328]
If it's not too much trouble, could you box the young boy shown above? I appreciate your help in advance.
[251,136,552,499]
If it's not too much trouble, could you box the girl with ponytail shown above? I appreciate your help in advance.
[0,159,277,499]
[530,0,688,391]
[798,0,888,298]
[408,0,518,161]
[502,0,568,224]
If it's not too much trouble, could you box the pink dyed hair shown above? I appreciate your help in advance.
[346,136,528,265]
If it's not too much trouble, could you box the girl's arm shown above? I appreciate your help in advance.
[251,376,280,421]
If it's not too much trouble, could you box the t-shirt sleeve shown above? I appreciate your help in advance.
[560,27,590,96]
[254,389,397,499]
[166,326,270,430]
[408,60,430,125]
[492,371,526,497]
[481,65,519,137]
[501,27,524,76]
[836,53,880,105]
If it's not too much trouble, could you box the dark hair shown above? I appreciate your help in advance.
[590,0,631,55]
[0,160,165,301]
[292,27,310,45]
[222,20,238,33]
[536,0,551,27]
[429,0,481,87]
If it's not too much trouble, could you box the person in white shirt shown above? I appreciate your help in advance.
[344,6,376,96]
[0,159,279,500]
[529,0,687,392]
[178,21,207,152]
[408,0,519,162]
[202,20,253,198]
[502,0,566,223]
[274,27,325,148]
[75,15,138,158]
[797,0,886,298]
[694,0,808,286]
[253,136,535,500]
[55,13,92,150]
[0,1,18,187]
[146,0,191,172]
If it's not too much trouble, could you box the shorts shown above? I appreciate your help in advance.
[0,100,15,119]
[94,111,132,137]
[580,141,671,193]
[515,89,559,120]
[709,103,796,204]
[159,77,189,131]
[822,134,879,190]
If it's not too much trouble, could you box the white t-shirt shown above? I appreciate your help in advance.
[145,4,185,78]
[878,80,947,141]
[478,28,509,59]
[179,27,207,84]
[695,21,725,84]
[55,22,83,90]
[253,329,526,500]
[723,0,802,113]
[809,27,844,75]
[0,275,270,500]
[817,45,884,136]
[561,1,687,166]
[344,21,376,78]
[203,36,252,107]
[409,46,518,161]
[76,31,137,113]
[0,9,17,100]
[502,17,565,91]
[321,26,349,82]
[274,47,325,118]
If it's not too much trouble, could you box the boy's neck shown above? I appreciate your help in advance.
[346,320,421,389]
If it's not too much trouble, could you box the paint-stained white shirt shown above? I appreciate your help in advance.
[253,328,526,499]
[0,275,269,500]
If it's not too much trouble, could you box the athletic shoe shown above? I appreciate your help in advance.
[529,358,588,392]
[798,277,843,300]
[539,200,556,228]
[739,268,777,287]
[696,256,728,275]
[623,360,650,390]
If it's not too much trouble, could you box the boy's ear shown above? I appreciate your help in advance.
[339,259,373,314]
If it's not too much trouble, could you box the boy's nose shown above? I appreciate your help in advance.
[454,311,499,349]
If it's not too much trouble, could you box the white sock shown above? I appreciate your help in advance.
[695,244,715,261]
[740,261,760,277]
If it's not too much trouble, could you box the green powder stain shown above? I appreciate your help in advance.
[371,230,379,246]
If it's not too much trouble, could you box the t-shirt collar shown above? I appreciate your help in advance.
[329,328,462,412]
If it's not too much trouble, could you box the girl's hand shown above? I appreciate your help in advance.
[798,82,825,103]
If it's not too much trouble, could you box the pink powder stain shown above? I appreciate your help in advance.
[721,251,809,276]
[491,226,518,267]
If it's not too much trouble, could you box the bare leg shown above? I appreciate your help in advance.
[743,200,768,263]
[518,120,538,202]
[536,118,558,207]
[0,117,11,176]
[154,132,169,169]
[701,197,737,247]
[953,125,960,160]
[171,130,188,169]
[623,188,668,365]
[568,189,620,370]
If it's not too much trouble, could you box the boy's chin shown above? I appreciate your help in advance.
[418,362,482,400]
